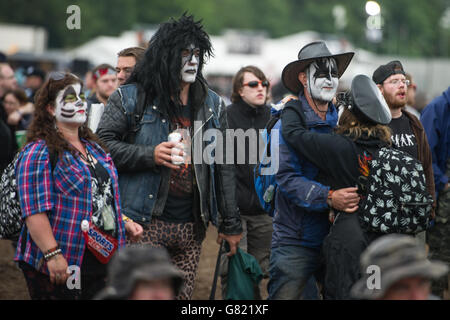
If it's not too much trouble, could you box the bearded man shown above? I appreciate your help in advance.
[96,14,242,300]
[267,41,358,299]
[373,61,436,240]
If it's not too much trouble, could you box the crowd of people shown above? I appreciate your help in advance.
[0,13,449,300]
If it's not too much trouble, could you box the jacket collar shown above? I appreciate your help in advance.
[298,92,338,127]
[402,109,422,130]
[235,99,266,117]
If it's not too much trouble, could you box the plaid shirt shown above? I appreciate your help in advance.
[14,139,126,274]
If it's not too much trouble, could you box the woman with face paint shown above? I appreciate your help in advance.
[13,73,142,300]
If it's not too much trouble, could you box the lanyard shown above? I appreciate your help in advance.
[77,148,104,194]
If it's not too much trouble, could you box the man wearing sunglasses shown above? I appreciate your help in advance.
[220,65,272,299]
[373,61,436,228]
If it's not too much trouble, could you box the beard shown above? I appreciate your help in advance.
[384,92,406,110]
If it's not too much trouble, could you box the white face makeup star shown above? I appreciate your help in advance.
[54,83,87,125]
[306,58,339,103]
[180,44,200,84]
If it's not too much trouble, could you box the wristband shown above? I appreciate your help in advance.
[44,248,62,262]
[123,215,133,223]
[327,190,334,207]
[44,245,60,255]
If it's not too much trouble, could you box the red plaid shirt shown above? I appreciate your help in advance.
[14,139,126,274]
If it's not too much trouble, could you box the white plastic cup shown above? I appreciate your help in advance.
[168,132,185,165]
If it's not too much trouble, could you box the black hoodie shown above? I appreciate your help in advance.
[226,99,271,215]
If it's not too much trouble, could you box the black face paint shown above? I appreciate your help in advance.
[59,85,83,118]
[181,46,200,67]
[313,58,338,81]
[61,86,78,105]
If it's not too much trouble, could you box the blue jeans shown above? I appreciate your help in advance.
[268,245,323,300]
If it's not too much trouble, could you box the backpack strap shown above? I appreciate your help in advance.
[264,99,306,157]
[18,147,58,249]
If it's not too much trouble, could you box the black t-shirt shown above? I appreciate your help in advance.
[87,161,117,236]
[160,104,194,223]
[388,113,419,160]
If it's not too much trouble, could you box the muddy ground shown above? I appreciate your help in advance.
[0,226,268,300]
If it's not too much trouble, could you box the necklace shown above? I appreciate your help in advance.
[78,149,94,167]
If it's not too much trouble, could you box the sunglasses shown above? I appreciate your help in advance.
[46,71,82,102]
[243,80,269,88]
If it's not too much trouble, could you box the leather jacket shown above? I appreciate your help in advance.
[97,81,242,236]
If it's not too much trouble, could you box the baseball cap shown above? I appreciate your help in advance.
[25,66,46,80]
[372,60,406,85]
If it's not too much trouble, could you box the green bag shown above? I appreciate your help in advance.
[225,246,263,300]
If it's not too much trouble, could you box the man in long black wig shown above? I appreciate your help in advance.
[97,13,243,300]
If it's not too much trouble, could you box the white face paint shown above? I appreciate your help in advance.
[54,83,87,125]
[306,58,339,103]
[180,44,200,84]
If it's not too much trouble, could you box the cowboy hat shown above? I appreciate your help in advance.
[282,41,354,94]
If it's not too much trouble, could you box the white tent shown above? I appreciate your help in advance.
[67,29,450,102]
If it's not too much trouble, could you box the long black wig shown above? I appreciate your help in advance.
[127,13,213,123]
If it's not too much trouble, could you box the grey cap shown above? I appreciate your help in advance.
[281,41,354,94]
[95,246,184,300]
[349,74,392,125]
[351,234,448,300]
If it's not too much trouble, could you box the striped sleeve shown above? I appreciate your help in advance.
[16,142,53,218]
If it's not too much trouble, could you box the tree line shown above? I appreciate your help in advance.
[1,0,449,57]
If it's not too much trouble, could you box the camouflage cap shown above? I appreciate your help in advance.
[95,246,184,300]
[351,234,448,300]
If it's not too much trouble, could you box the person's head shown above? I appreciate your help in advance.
[0,63,18,97]
[281,41,354,104]
[372,60,408,111]
[3,88,28,115]
[405,73,417,107]
[231,65,269,106]
[95,246,183,300]
[351,234,448,300]
[84,70,95,91]
[335,74,392,145]
[116,47,145,85]
[25,66,46,91]
[92,64,118,100]
[26,72,99,153]
[127,13,213,122]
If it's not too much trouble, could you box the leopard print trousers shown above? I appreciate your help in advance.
[127,218,202,300]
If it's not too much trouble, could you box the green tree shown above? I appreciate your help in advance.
[0,0,448,57]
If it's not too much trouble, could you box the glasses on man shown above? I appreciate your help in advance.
[385,79,410,86]
[243,80,269,88]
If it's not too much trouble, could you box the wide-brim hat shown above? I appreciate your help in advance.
[282,41,354,95]
[351,234,449,300]
[94,246,184,300]
[351,258,448,300]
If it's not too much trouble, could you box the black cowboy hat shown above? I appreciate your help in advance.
[281,41,354,95]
